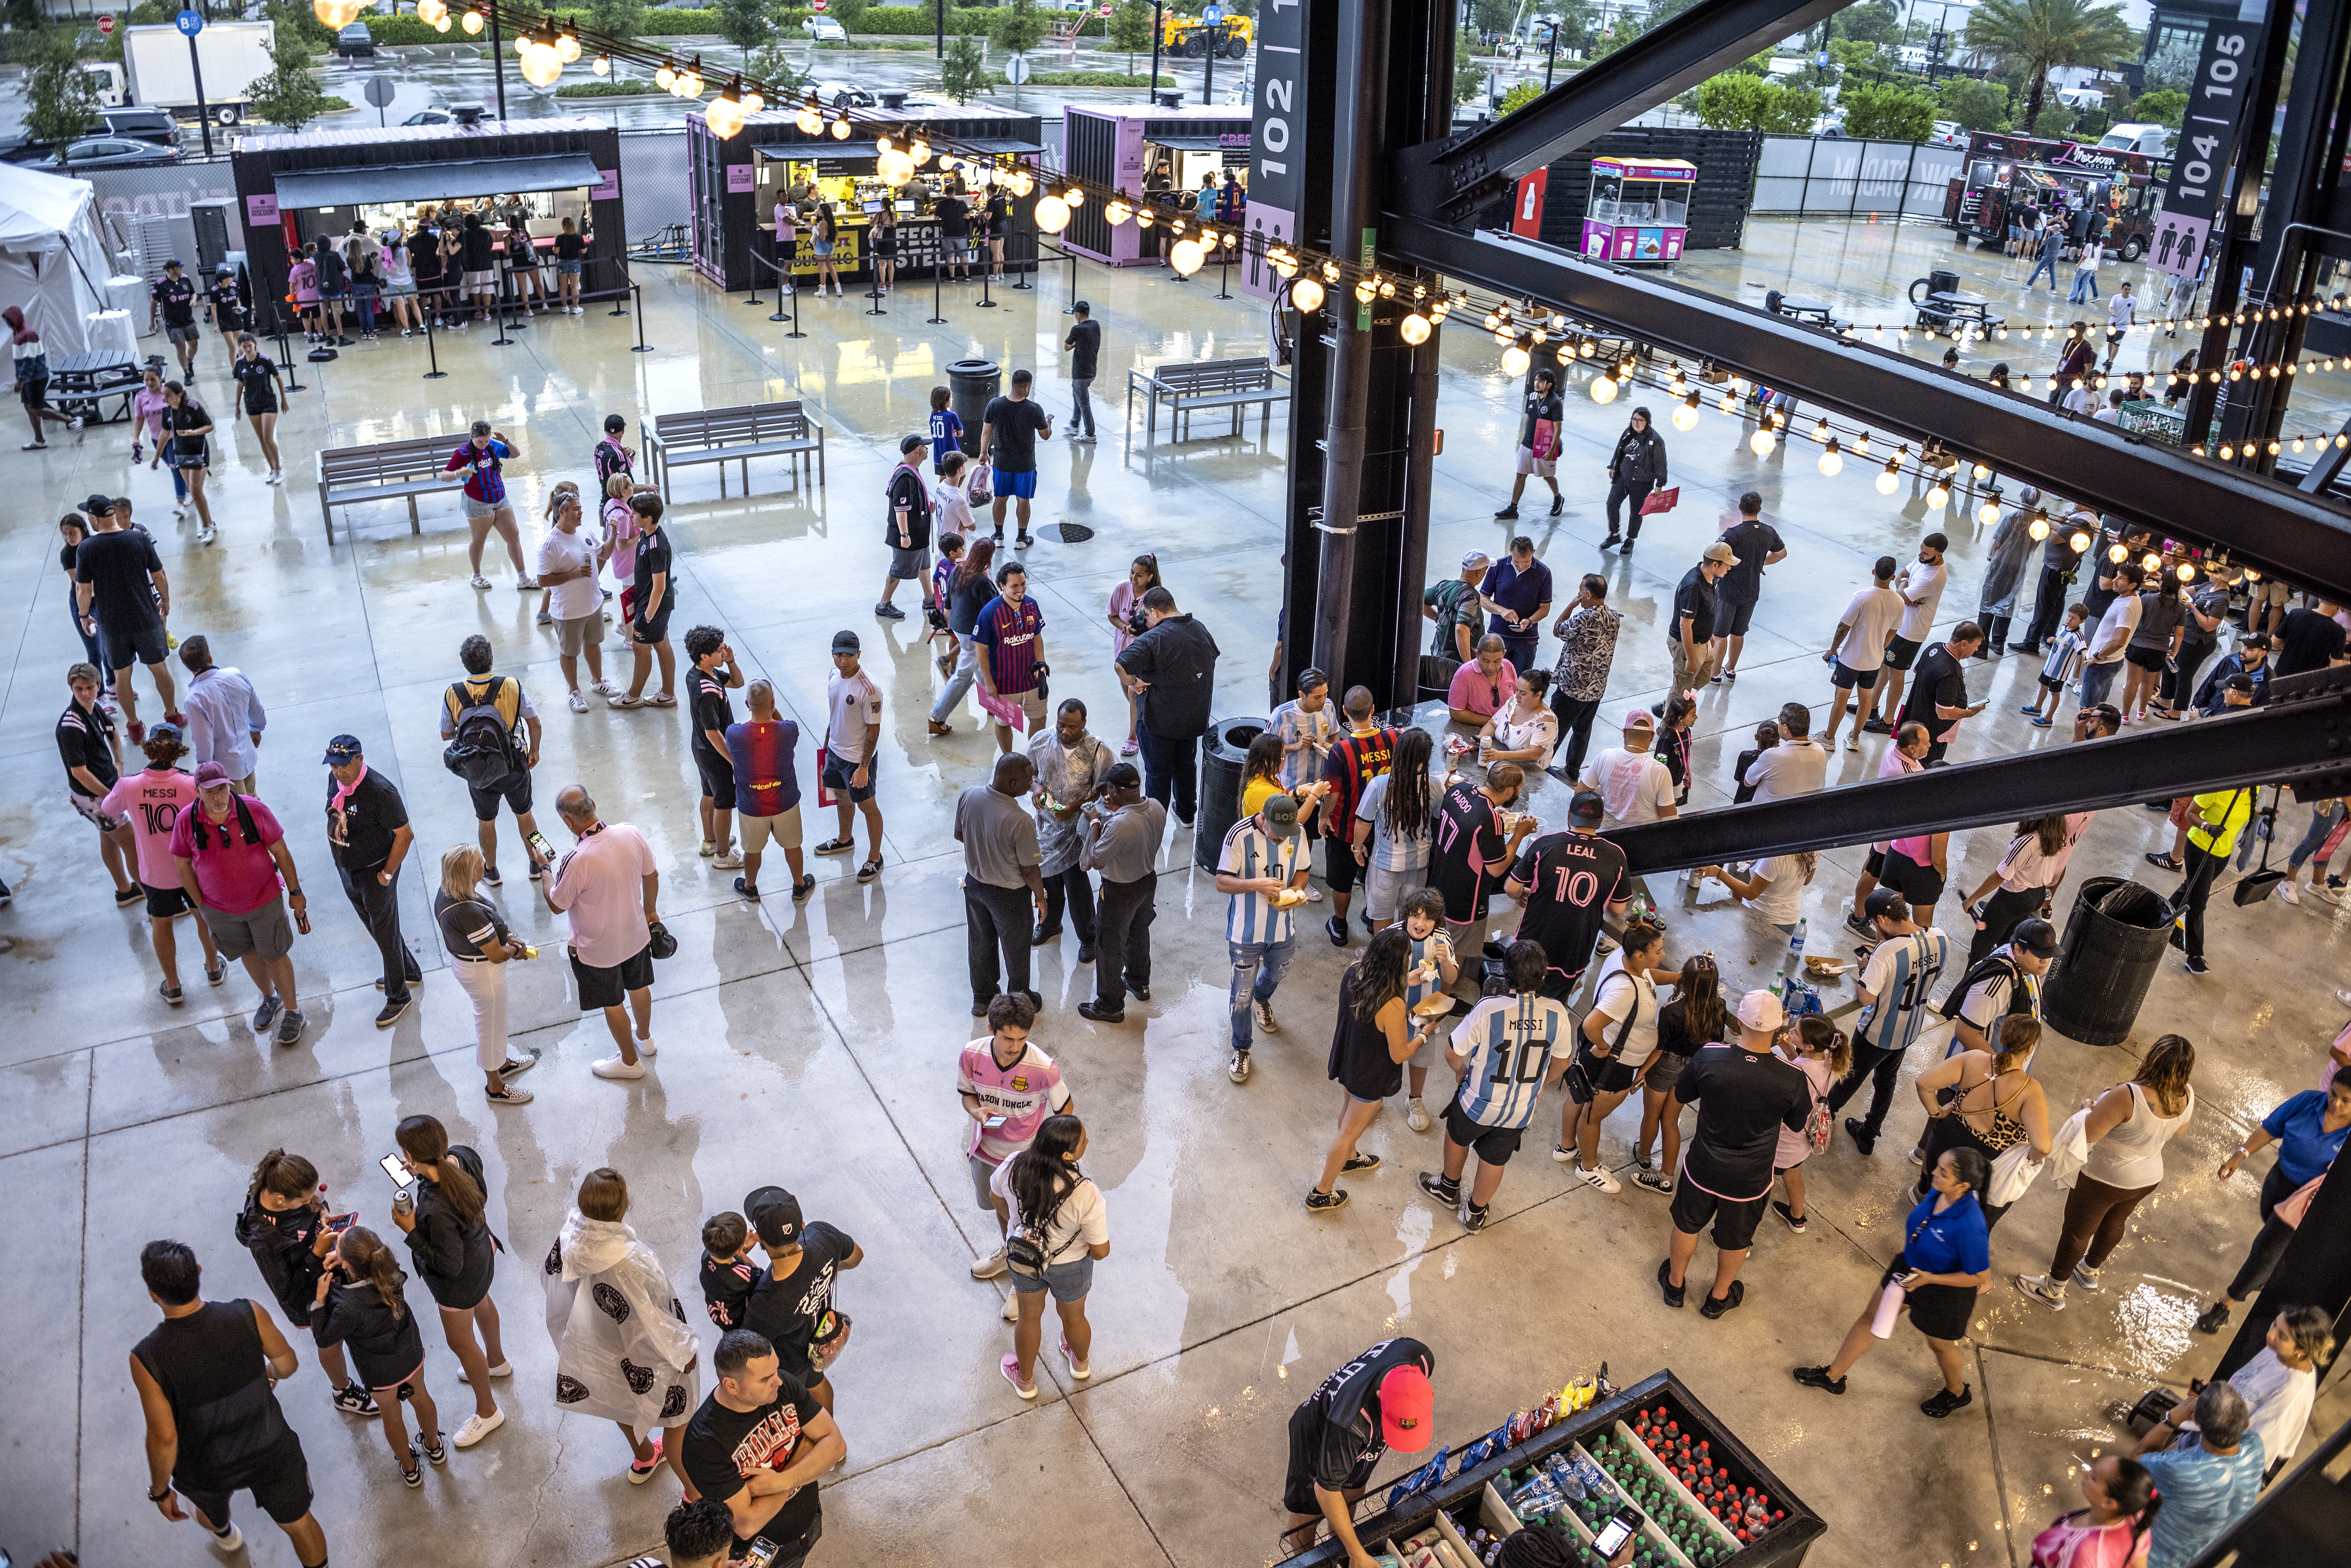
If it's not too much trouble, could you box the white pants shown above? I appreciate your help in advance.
[451,957,508,1072]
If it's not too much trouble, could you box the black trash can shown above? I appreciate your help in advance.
[1419,654,1461,705]
[946,358,998,457]
[2042,875,2172,1047]
[1193,715,1266,871]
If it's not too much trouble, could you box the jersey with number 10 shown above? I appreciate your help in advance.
[1510,829,1630,986]
[1449,993,1575,1128]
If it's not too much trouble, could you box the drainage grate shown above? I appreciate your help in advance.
[1055,522,1095,544]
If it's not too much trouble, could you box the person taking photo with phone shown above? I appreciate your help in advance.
[234,1149,378,1417]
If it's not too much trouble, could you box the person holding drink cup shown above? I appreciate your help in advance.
[433,843,542,1106]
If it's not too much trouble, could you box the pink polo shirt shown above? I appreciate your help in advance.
[547,821,655,969]
[167,795,286,914]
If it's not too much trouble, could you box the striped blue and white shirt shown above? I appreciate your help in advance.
[1854,928,1951,1052]
[1404,926,1454,1012]
[1449,993,1575,1129]
[1219,819,1304,944]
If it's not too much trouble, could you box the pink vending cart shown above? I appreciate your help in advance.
[1578,157,1695,265]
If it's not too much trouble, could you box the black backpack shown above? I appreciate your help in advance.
[315,246,346,290]
[1938,953,2027,1023]
[442,678,521,788]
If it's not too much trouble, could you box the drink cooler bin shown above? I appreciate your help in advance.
[1287,1370,1824,1567]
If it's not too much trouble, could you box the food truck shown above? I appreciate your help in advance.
[1944,130,2169,262]
[1578,157,1695,265]
[1059,105,1252,266]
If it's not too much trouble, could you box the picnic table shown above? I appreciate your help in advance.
[46,349,142,425]
[1916,290,2005,333]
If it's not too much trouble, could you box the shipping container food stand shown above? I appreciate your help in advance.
[1289,1371,1824,1568]
[1579,158,1696,265]
[1060,104,1252,265]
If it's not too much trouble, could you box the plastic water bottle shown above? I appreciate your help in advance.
[1783,918,1809,1009]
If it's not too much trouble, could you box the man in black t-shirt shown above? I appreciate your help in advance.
[1897,624,1987,765]
[60,661,142,906]
[1115,587,1222,825]
[207,265,246,348]
[76,500,178,740]
[1061,300,1102,441]
[1669,543,1732,697]
[1712,491,1787,680]
[682,627,745,867]
[1280,1337,1436,1562]
[978,367,1054,546]
[680,1328,845,1565]
[1496,369,1563,520]
[876,433,934,621]
[1661,991,1812,1319]
[1428,765,1537,981]
[738,1187,862,1410]
[2274,599,2350,677]
[322,734,421,1024]
[1505,791,1630,1000]
[625,495,677,706]
[150,260,200,375]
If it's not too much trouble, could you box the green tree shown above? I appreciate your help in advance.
[1936,77,2009,130]
[248,27,331,130]
[25,29,97,150]
[1693,72,1816,133]
[2029,102,2073,137]
[716,0,773,64]
[1498,79,1541,114]
[1839,80,1935,140]
[1836,0,1901,45]
[1108,0,1154,71]
[1964,0,2135,134]
[1470,0,1515,39]
[748,40,808,96]
[586,0,647,40]
[938,31,989,101]
[1536,0,1592,52]
[1454,59,1488,106]
[2129,87,2186,127]
[988,0,1049,55]
[828,0,872,31]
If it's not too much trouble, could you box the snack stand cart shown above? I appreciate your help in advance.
[1059,104,1252,265]
[1289,1370,1824,1568]
[1578,158,1696,265]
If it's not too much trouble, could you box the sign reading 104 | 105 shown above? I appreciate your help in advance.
[2149,15,2264,279]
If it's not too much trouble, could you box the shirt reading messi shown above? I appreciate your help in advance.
[1450,994,1575,1127]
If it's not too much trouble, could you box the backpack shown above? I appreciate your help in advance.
[187,792,262,851]
[1938,953,2026,1023]
[442,678,522,788]
[315,246,346,290]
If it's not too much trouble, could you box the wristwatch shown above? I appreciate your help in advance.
[149,1485,172,1502]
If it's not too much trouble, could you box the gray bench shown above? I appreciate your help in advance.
[316,434,465,545]
[641,402,825,498]
[1125,356,1290,444]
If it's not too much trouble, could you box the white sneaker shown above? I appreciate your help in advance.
[591,680,620,697]
[452,1409,504,1448]
[1253,999,1280,1035]
[1406,1098,1430,1133]
[970,1247,1009,1280]
[173,502,189,519]
[265,469,283,485]
[206,1521,244,1557]
[197,523,216,544]
[1305,887,1325,902]
[712,851,744,870]
[568,689,589,712]
[2279,879,2303,905]
[469,574,491,590]
[458,1360,514,1384]
[634,1036,657,1057]
[1228,1049,1252,1084]
[1001,1293,1020,1322]
[592,1055,645,1080]
[2312,883,2341,906]
[1572,1161,1622,1194]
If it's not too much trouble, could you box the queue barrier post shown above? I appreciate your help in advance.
[632,283,653,353]
[420,303,447,380]
[928,238,947,324]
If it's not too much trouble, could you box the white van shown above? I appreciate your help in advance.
[2099,123,2175,159]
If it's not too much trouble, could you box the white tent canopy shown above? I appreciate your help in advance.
[0,161,118,357]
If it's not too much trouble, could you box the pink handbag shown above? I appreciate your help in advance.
[2278,1168,2328,1229]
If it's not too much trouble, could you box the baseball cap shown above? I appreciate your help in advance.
[193,761,233,790]
[82,493,113,515]
[1378,1364,1435,1452]
[1568,790,1605,825]
[2011,918,2058,959]
[1622,707,1656,730]
[164,258,183,269]
[830,629,860,654]
[900,433,927,455]
[1103,762,1140,790]
[1863,887,1909,923]
[742,1186,803,1249]
[1735,989,1785,1032]
[1262,793,1302,839]
[1702,541,1740,566]
[1073,298,1090,312]
[149,720,182,742]
[1461,550,1492,571]
[321,734,364,764]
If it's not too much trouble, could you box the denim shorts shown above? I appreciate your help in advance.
[1010,1253,1094,1302]
[557,259,583,275]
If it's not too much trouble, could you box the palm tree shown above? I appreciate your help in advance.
[1965,0,2138,133]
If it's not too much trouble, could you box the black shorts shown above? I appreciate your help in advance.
[1566,1046,1640,1103]
[1830,658,1880,691]
[1670,1180,1766,1252]
[1714,593,1758,638]
[1879,846,1945,907]
[243,396,279,418]
[1324,834,1361,893]
[633,609,673,646]
[1883,635,1923,671]
[466,768,533,822]
[822,748,876,804]
[104,618,169,670]
[179,1437,315,1529]
[1442,1096,1526,1166]
[1283,1402,1378,1515]
[570,941,655,1009]
[1886,1253,1977,1340]
[696,749,736,802]
[2037,674,2067,692]
[143,880,196,918]
[2124,646,2167,672]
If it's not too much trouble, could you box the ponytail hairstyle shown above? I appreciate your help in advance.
[1993,1015,2042,1072]
[1795,1015,1852,1078]
[337,1225,408,1322]
[248,1148,321,1211]
[544,478,579,525]
[2135,1033,2196,1115]
[2276,1303,2338,1366]
[1671,953,1727,1045]
[394,1114,486,1229]
[2103,1456,2161,1554]
[1383,728,1434,843]
[1005,1113,1086,1243]
[1619,918,1666,966]
[1661,693,1697,733]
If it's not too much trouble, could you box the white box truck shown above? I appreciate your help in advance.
[120,20,276,127]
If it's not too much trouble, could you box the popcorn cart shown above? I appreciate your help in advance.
[1579,157,1695,265]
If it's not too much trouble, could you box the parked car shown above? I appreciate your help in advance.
[1930,120,1965,147]
[803,15,846,40]
[402,108,455,126]
[99,107,180,146]
[335,21,374,57]
[822,83,876,109]
[46,136,185,167]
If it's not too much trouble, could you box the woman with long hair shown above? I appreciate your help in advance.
[871,201,899,293]
[997,1114,1110,1398]
[315,1225,444,1485]
[1557,919,1672,1193]
[1914,1015,2051,1230]
[544,1166,701,1489]
[131,365,189,510]
[100,726,223,1001]
[379,217,419,335]
[2026,1455,2161,1568]
[1635,953,1728,1189]
[2016,1033,2197,1309]
[2148,1305,2332,1480]
[160,380,216,543]
[1701,850,1818,938]
[1106,553,1161,754]
[1239,730,1286,818]
[229,333,286,484]
[1312,927,1439,1212]
[506,212,546,313]
[1352,728,1435,932]
[233,1148,377,1416]
[1480,668,1559,769]
[1793,1146,1993,1416]
[1768,1015,1852,1233]
[391,1115,507,1447]
[1956,814,2078,967]
[2123,571,2185,722]
[811,203,841,297]
[433,843,539,1105]
[929,533,998,732]
[57,513,107,675]
[1657,693,1696,804]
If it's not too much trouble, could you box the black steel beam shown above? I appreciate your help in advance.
[1378,220,2351,604]
[1394,0,1845,223]
[1599,670,2351,875]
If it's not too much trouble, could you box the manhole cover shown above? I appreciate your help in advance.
[1056,522,1094,544]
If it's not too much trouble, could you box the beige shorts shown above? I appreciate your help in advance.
[995,688,1049,733]
[558,612,600,656]
[1515,443,1557,478]
[2248,578,2291,609]
[742,805,803,852]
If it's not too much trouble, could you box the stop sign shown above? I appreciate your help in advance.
[812,0,826,9]
[98,13,114,32]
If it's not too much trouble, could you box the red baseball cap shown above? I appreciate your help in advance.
[1379,1365,1434,1451]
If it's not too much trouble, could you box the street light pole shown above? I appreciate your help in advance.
[491,0,508,120]
[1149,0,1163,102]
[1544,20,1557,93]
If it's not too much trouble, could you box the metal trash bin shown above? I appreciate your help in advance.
[2042,875,2172,1047]
[945,358,998,457]
[1419,654,1460,705]
[1193,715,1266,871]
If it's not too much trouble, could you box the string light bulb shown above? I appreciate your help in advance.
[703,79,749,138]
[462,5,484,32]
[1876,460,1901,495]
[556,27,581,62]
[830,116,850,140]
[1717,389,1736,415]
[1064,186,1084,208]
[1399,313,1431,346]
[1500,339,1532,378]
[1811,417,1831,445]
[909,138,931,165]
[1979,496,2001,525]
[2177,562,2197,582]
[1853,433,1871,458]
[1291,277,1325,313]
[1169,237,1205,275]
[2108,543,2130,563]
[2028,516,2050,541]
[592,53,610,75]
[657,63,678,90]
[1591,373,1619,404]
[2144,552,2163,574]
[1353,278,1376,305]
[1926,480,1949,508]
[1750,426,1776,456]
[1672,392,1699,431]
[2071,530,2092,553]
[1818,438,1842,476]
[1972,464,1989,481]
[416,0,448,26]
[877,147,915,186]
[1033,195,1072,235]
[1104,196,1133,228]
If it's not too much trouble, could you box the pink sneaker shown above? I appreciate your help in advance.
[999,1353,1038,1400]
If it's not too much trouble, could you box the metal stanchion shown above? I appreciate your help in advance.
[420,306,447,380]
[1215,243,1233,300]
[745,255,764,307]
[607,258,629,318]
[864,256,887,317]
[782,273,805,339]
[928,240,947,324]
[272,307,305,392]
[1010,231,1033,291]
[490,280,515,347]
[1063,244,1078,311]
[978,264,996,309]
[631,284,653,352]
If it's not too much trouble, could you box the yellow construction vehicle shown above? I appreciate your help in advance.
[1160,13,1252,59]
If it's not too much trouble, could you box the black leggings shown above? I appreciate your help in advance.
[1605,481,1649,539]
[1967,883,2047,968]
[2225,1163,2300,1300]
